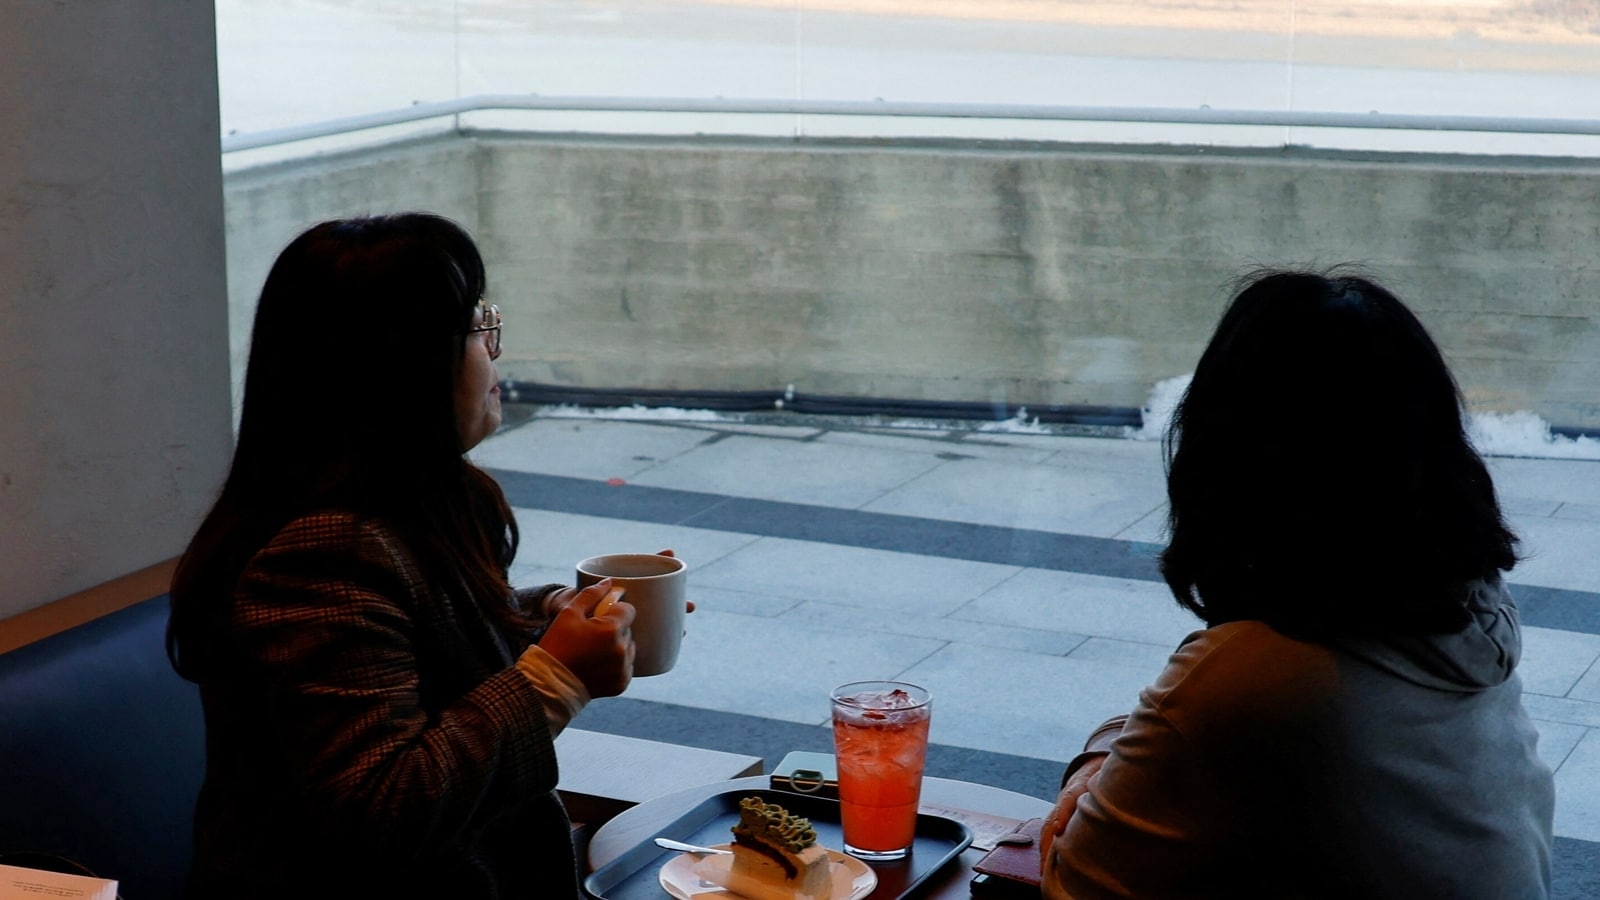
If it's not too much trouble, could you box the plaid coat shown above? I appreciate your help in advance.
[183,511,579,899]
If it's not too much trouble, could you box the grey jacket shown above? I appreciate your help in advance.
[1045,580,1554,900]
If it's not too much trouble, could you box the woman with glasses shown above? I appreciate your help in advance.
[168,213,639,899]
[1039,269,1554,899]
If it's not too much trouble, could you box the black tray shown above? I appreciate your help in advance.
[584,788,973,900]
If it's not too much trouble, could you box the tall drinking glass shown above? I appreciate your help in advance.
[830,680,932,861]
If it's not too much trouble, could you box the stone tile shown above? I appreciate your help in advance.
[895,642,1156,762]
[483,415,1600,853]
[619,609,946,725]
[861,457,1166,538]
[954,568,1200,648]
[816,428,1057,464]
[693,537,1023,617]
[1569,658,1600,703]
[1535,720,1590,774]
[628,434,946,509]
[780,600,1086,656]
[1524,694,1600,730]
[1065,637,1176,672]
[508,508,758,575]
[471,418,714,480]
[1488,456,1600,509]
[687,583,804,619]
[1504,516,1600,594]
[1554,502,1600,524]
[1552,728,1600,842]
[1034,435,1165,477]
[960,432,1128,455]
[1111,506,1169,545]
[954,432,1075,451]
[1521,626,1600,699]
[1502,497,1563,518]
[851,425,957,440]
[686,422,825,440]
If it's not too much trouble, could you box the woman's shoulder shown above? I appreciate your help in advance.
[1179,619,1317,659]
[1175,620,1339,678]
[1145,621,1343,729]
[260,510,408,558]
[247,510,427,592]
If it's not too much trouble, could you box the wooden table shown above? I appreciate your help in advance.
[587,774,1051,899]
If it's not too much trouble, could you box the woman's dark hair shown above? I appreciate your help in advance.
[1159,268,1517,637]
[168,213,519,680]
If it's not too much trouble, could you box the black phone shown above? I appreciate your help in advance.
[768,750,839,799]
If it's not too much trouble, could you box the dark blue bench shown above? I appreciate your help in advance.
[0,595,202,898]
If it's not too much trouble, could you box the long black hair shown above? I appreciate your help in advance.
[1159,268,1518,637]
[168,213,519,680]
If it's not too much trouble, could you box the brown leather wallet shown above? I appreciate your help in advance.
[971,816,1045,888]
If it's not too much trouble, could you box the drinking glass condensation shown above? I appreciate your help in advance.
[830,681,933,861]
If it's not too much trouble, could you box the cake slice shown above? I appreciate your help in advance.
[694,796,834,900]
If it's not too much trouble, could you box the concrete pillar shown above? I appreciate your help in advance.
[0,1,232,624]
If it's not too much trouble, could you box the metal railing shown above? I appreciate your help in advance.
[221,94,1600,153]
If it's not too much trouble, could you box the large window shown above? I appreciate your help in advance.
[212,2,1600,848]
[220,0,1600,156]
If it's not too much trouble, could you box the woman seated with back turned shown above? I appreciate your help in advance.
[167,213,654,899]
[1040,269,1555,899]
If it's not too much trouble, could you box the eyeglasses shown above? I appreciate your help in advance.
[464,301,502,361]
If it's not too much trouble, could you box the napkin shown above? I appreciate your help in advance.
[0,863,117,900]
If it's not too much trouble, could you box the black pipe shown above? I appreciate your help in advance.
[1550,426,1600,442]
[500,380,1600,442]
[501,380,1145,428]
[500,381,782,412]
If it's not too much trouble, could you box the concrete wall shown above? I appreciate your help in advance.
[0,1,232,623]
[223,133,1600,429]
[222,137,482,406]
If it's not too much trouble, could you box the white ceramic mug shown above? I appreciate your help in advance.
[575,553,687,677]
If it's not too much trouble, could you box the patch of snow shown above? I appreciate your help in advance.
[1469,410,1600,460]
[534,403,736,422]
[975,408,1053,434]
[1125,374,1192,442]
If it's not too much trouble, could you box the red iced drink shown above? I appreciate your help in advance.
[830,681,932,860]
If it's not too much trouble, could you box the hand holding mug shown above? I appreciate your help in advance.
[538,578,636,698]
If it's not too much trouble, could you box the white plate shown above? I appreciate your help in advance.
[658,844,877,900]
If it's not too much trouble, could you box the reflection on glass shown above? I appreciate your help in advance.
[217,1,1600,160]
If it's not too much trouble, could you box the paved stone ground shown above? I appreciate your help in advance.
[476,405,1600,896]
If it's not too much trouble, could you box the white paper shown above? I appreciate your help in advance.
[0,864,118,900]
[917,801,1025,852]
